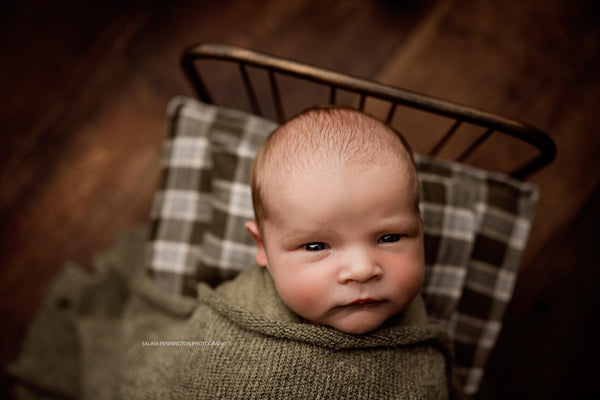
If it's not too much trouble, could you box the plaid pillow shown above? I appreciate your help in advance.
[148,97,277,294]
[147,97,539,397]
[416,155,539,394]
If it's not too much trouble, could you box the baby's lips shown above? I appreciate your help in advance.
[345,298,382,306]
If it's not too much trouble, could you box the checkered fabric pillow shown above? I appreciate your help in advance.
[148,97,277,294]
[147,97,539,397]
[416,155,539,395]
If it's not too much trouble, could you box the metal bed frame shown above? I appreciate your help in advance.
[181,43,555,179]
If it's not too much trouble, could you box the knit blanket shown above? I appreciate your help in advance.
[8,226,452,399]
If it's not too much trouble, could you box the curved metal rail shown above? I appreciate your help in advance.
[182,43,556,179]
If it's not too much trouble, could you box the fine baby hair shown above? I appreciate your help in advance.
[249,105,420,227]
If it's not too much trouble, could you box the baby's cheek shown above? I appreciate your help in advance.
[390,257,424,301]
[277,273,326,315]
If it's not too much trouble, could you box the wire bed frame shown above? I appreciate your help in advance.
[181,43,556,179]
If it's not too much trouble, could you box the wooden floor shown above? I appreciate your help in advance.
[1,0,598,398]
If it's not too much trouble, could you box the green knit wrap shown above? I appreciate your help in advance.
[120,266,452,399]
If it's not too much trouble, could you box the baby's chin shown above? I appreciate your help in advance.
[325,315,389,335]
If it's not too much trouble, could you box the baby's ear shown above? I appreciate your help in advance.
[245,221,268,267]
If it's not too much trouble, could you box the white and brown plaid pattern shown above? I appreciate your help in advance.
[147,97,539,397]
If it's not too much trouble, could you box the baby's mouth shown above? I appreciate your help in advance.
[342,298,384,308]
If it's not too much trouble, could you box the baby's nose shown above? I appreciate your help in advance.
[337,247,383,284]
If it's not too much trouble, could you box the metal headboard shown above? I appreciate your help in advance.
[181,43,555,179]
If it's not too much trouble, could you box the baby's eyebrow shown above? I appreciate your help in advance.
[380,214,420,226]
[279,231,317,248]
[283,227,329,239]
[376,217,422,234]
[280,226,336,243]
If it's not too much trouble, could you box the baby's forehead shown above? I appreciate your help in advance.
[262,158,420,229]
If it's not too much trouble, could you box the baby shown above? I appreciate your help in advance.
[140,106,449,398]
[159,107,451,399]
[245,106,425,334]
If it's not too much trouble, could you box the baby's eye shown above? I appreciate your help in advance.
[302,242,330,252]
[378,234,403,244]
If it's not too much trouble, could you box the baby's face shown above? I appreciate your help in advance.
[248,163,424,334]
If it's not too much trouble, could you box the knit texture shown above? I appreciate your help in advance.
[120,266,452,399]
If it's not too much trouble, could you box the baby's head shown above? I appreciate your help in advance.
[245,106,424,334]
